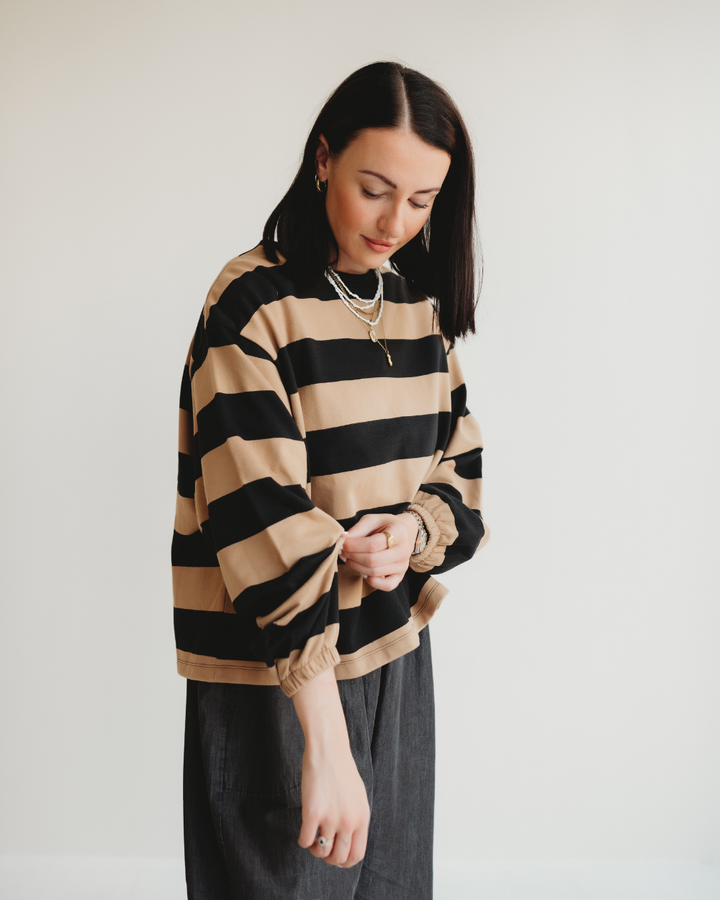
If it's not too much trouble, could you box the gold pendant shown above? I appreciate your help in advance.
[366,325,391,365]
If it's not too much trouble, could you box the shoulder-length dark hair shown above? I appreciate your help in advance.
[262,61,479,342]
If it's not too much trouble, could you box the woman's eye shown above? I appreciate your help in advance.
[362,189,380,199]
[410,199,430,210]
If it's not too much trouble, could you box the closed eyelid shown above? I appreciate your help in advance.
[363,186,432,205]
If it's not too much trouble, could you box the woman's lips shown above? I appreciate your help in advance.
[363,236,394,253]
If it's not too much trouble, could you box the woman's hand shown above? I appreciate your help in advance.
[293,667,370,868]
[340,513,419,592]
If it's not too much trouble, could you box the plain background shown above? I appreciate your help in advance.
[1,0,719,870]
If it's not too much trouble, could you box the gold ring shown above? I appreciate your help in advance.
[317,835,334,848]
[383,530,396,549]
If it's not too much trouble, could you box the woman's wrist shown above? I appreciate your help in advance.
[292,667,350,750]
[401,510,428,555]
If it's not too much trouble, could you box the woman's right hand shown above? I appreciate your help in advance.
[292,666,370,867]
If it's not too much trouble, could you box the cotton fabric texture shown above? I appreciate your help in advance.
[172,245,487,696]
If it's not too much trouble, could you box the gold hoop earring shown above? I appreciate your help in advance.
[315,174,327,193]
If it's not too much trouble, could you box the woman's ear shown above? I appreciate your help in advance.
[315,134,330,181]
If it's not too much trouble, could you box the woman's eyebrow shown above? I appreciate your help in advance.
[358,169,442,194]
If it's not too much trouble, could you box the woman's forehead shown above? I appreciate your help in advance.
[339,127,451,189]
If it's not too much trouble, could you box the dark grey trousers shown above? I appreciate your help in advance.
[183,627,435,900]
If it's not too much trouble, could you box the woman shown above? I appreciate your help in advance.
[173,61,488,900]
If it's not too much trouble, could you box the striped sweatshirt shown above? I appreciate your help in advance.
[172,245,488,697]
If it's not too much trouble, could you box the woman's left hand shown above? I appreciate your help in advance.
[340,513,419,592]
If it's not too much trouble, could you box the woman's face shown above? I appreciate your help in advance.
[316,127,451,274]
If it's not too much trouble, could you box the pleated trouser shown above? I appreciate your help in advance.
[183,627,435,900]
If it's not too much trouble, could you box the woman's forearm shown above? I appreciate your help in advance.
[292,665,370,868]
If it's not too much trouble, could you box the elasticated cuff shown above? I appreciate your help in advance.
[277,645,341,698]
[407,492,459,573]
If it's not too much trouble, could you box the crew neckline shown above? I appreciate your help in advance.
[329,268,381,297]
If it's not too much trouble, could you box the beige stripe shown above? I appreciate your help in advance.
[298,371,450,432]
[216,509,343,600]
[420,449,444,483]
[423,464,483,511]
[194,474,209,526]
[177,650,280,685]
[255,546,339,629]
[174,495,199,536]
[242,296,349,354]
[200,435,308,505]
[410,576,450,625]
[444,411,484,457]
[192,345,290,417]
[172,566,231,613]
[447,346,467,392]
[310,456,433,521]
[204,247,279,320]
[241,291,438,361]
[337,564,373,610]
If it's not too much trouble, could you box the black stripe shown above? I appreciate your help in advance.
[234,545,335,619]
[189,261,280,376]
[174,582,337,667]
[208,480,313,551]
[189,312,207,376]
[449,384,468,426]
[173,573,426,664]
[177,452,195,499]
[174,607,263,662]
[420,481,464,503]
[196,391,303,458]
[306,413,449,477]
[254,579,339,667]
[209,267,281,338]
[284,334,446,388]
[336,502,409,531]
[179,365,192,412]
[335,584,414,654]
[172,531,219,568]
[447,446,483,480]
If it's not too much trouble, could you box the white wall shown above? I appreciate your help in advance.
[1,0,718,863]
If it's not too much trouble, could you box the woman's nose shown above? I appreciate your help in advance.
[378,203,403,239]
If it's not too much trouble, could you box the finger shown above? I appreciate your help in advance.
[342,557,404,579]
[325,831,353,867]
[344,514,391,537]
[315,832,338,861]
[341,532,393,555]
[298,814,320,849]
[364,574,403,592]
[338,828,368,868]
[341,548,400,568]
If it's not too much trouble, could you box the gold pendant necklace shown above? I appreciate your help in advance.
[365,321,393,366]
[325,268,392,366]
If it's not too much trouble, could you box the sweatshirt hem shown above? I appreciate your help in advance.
[177,577,449,687]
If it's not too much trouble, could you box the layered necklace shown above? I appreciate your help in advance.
[325,268,393,366]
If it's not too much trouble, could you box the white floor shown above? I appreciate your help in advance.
[1,855,719,899]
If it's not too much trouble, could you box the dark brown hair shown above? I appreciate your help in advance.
[263,61,480,342]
